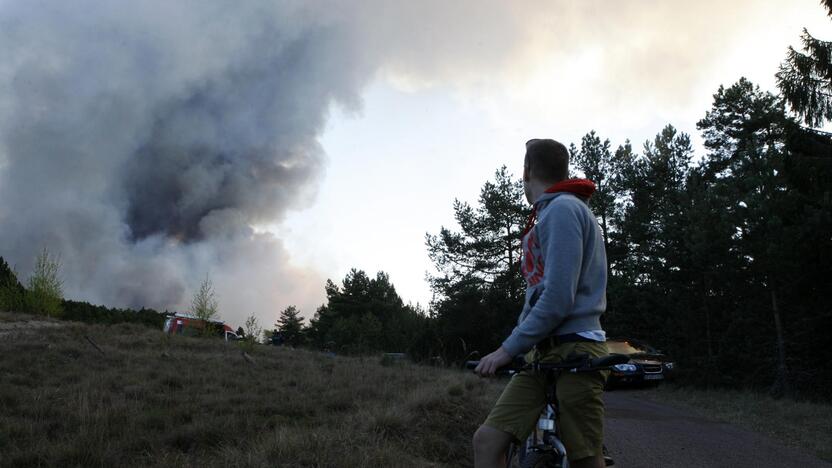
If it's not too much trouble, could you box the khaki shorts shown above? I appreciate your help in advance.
[482,340,609,462]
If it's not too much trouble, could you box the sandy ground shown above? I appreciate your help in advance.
[604,390,830,468]
[0,313,64,338]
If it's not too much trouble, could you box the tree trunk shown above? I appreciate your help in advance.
[601,212,612,279]
[770,288,791,398]
[702,274,714,389]
[601,212,609,250]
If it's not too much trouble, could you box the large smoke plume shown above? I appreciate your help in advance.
[0,1,375,324]
[0,0,783,325]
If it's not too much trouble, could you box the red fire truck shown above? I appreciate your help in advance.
[162,313,239,341]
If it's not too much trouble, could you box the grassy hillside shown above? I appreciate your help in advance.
[0,312,501,467]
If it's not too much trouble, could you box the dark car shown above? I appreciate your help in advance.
[606,338,675,387]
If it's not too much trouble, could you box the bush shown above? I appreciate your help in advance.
[61,300,165,329]
[25,248,63,317]
[191,276,218,335]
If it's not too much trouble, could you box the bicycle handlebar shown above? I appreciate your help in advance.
[466,353,630,375]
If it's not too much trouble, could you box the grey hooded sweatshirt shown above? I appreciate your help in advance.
[501,191,607,357]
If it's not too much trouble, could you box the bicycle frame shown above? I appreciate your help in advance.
[513,365,570,468]
[469,352,627,467]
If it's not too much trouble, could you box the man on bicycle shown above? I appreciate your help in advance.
[474,138,610,468]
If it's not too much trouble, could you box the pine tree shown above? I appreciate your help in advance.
[276,305,304,346]
[696,78,799,394]
[306,269,429,355]
[426,166,529,291]
[570,131,616,248]
[776,0,832,126]
[0,256,25,312]
[425,166,531,360]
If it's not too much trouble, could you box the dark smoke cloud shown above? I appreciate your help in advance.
[0,1,373,324]
[122,29,349,242]
[0,0,539,325]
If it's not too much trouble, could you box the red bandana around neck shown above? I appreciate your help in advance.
[521,178,596,237]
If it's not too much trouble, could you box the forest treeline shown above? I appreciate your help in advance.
[307,14,832,399]
[292,74,830,398]
[0,255,166,329]
[2,10,831,399]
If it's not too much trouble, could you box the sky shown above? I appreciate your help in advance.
[0,0,828,330]
[275,1,831,320]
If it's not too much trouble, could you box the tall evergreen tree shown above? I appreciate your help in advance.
[776,0,832,127]
[425,166,530,361]
[696,78,810,394]
[772,5,832,396]
[603,126,694,351]
[570,131,616,249]
[611,125,692,287]
[569,131,641,279]
[426,166,529,292]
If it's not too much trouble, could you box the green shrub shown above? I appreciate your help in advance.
[25,248,63,317]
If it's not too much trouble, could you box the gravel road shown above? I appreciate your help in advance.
[603,391,830,468]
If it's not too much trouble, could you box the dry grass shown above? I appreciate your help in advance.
[0,312,502,467]
[637,384,832,462]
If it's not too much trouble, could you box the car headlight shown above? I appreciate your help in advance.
[613,363,637,372]
[664,362,675,370]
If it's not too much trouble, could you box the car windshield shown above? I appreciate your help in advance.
[607,340,655,355]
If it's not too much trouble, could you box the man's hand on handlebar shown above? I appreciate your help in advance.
[474,346,513,377]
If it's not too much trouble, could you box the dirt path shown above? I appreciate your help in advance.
[604,391,830,468]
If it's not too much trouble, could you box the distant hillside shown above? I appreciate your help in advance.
[0,312,499,467]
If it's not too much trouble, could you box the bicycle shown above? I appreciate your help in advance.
[467,352,629,468]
